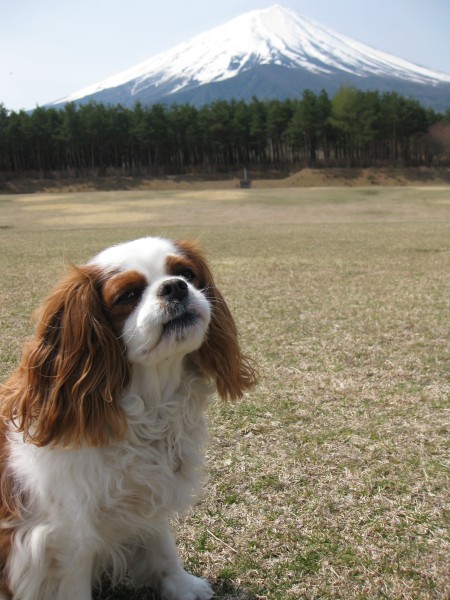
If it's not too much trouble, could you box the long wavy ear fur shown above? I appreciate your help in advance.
[1,265,128,448]
[175,240,257,400]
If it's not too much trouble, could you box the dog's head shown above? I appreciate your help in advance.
[4,237,256,448]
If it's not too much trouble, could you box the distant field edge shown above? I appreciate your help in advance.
[1,166,450,194]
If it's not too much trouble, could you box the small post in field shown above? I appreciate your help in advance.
[240,167,251,188]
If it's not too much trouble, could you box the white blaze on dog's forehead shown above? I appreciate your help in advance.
[90,237,179,277]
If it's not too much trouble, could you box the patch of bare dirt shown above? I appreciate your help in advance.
[1,167,450,194]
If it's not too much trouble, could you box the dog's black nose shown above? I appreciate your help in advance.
[158,278,189,302]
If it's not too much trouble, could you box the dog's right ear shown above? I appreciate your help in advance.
[2,265,129,448]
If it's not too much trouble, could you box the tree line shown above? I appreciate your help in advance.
[1,87,449,177]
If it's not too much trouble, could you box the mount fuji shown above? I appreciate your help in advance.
[50,5,450,110]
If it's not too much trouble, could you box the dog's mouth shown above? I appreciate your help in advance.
[141,299,209,358]
[162,310,200,337]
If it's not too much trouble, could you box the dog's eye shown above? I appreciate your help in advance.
[177,268,196,283]
[115,288,144,305]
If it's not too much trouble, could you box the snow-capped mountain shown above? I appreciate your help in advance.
[50,5,450,110]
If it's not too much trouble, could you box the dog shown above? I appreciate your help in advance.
[0,236,256,600]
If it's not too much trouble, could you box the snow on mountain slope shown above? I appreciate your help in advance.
[51,4,450,106]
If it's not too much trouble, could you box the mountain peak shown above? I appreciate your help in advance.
[50,4,450,108]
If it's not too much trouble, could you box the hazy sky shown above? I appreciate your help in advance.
[2,0,450,111]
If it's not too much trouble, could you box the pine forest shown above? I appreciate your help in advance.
[1,88,450,177]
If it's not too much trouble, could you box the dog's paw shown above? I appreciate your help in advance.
[161,570,214,600]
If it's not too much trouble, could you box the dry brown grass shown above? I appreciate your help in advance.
[0,187,449,599]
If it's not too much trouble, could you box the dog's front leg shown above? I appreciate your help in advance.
[127,521,213,600]
[8,533,94,600]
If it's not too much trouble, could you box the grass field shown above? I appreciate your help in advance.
[0,187,449,599]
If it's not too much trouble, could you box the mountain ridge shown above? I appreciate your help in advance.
[49,5,450,111]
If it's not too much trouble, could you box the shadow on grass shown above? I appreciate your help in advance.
[93,578,258,600]
[212,578,259,600]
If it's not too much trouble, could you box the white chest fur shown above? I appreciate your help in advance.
[9,373,211,546]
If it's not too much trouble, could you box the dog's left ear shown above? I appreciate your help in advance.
[175,240,257,400]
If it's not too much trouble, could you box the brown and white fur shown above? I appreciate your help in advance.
[0,237,256,600]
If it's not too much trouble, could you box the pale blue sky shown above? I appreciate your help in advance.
[2,0,450,111]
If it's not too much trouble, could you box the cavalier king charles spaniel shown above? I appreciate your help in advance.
[0,237,256,600]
